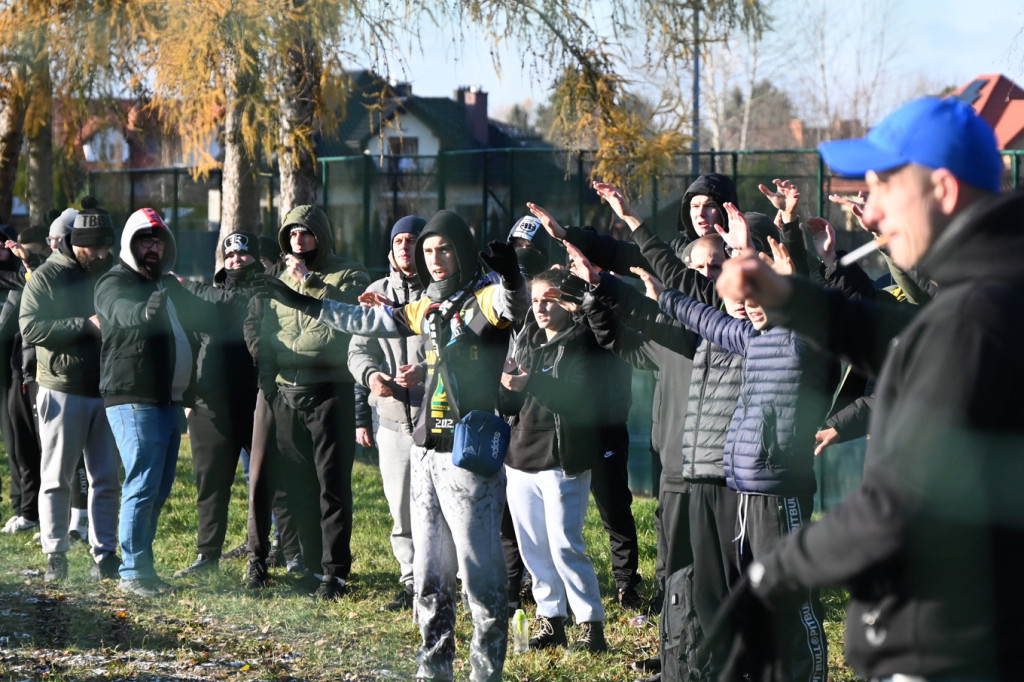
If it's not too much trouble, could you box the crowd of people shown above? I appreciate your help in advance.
[2,94,1023,682]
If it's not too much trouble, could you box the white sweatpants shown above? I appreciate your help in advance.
[505,465,605,623]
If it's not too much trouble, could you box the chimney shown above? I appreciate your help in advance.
[458,85,489,145]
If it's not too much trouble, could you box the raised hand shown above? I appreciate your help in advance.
[805,217,837,267]
[758,236,795,276]
[829,191,876,235]
[564,241,600,285]
[758,178,801,224]
[526,202,567,242]
[592,181,643,230]
[629,267,665,301]
[714,202,754,255]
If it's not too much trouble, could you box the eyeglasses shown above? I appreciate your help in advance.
[137,237,165,250]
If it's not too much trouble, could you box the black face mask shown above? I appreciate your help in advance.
[223,261,258,288]
[297,249,318,268]
[426,274,462,302]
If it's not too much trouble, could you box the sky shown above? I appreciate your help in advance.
[397,0,1024,126]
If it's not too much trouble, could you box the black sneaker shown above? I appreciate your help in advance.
[245,559,269,589]
[381,583,414,612]
[571,621,608,653]
[519,572,535,606]
[174,554,220,578]
[90,554,121,581]
[528,615,567,650]
[44,553,69,583]
[311,577,347,602]
[618,583,644,611]
[222,542,248,560]
[631,656,661,674]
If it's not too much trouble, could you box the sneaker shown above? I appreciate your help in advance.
[2,515,39,534]
[311,577,347,602]
[528,615,567,650]
[118,578,164,598]
[519,572,535,606]
[68,528,89,544]
[631,656,661,673]
[245,559,269,589]
[286,554,308,574]
[381,583,414,612]
[90,554,122,581]
[174,554,220,578]
[44,553,69,583]
[618,583,644,611]
[571,621,608,653]
[222,542,247,560]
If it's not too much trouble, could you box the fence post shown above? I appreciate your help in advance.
[172,167,180,230]
[437,153,446,210]
[508,149,516,236]
[576,152,585,226]
[321,159,329,209]
[816,152,825,217]
[362,155,372,252]
[651,174,659,235]
[481,152,489,233]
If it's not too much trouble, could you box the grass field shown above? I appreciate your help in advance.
[0,437,856,681]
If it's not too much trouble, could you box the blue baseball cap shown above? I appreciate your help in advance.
[818,96,1003,193]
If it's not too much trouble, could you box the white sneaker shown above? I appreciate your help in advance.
[1,516,39,534]
[1,515,19,532]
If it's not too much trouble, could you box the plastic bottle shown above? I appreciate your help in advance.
[512,608,530,653]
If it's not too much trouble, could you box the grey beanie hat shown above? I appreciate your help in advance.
[49,207,79,239]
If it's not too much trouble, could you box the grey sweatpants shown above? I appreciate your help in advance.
[412,447,507,682]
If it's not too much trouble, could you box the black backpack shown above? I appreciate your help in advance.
[661,564,710,682]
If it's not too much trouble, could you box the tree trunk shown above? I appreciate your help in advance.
[25,35,54,225]
[0,93,27,224]
[219,48,261,267]
[277,9,321,218]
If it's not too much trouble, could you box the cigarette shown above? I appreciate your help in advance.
[839,235,890,267]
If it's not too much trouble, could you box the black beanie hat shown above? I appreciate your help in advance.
[72,196,115,248]
[222,231,261,261]
[259,235,281,262]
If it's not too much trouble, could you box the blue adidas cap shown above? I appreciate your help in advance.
[818,96,1003,193]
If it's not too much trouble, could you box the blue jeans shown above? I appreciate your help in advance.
[106,403,182,580]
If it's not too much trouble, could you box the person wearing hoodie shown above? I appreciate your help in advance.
[499,267,610,653]
[20,203,121,585]
[257,205,370,601]
[262,209,528,682]
[347,215,427,611]
[95,207,226,597]
[175,232,264,578]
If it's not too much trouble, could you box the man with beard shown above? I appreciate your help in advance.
[19,200,121,583]
[175,232,263,577]
[94,208,224,597]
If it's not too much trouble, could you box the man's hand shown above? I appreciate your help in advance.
[758,237,795,276]
[356,427,375,448]
[143,289,167,322]
[592,182,643,231]
[500,365,530,392]
[564,242,600,285]
[805,217,837,268]
[715,202,754,255]
[814,428,839,456]
[481,240,523,289]
[259,276,324,318]
[526,202,567,242]
[359,291,393,308]
[716,255,794,309]
[829,191,876,235]
[284,254,310,283]
[629,267,665,301]
[758,178,800,224]
[395,363,425,387]
[368,371,394,398]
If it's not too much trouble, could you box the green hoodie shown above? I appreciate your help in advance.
[261,206,370,386]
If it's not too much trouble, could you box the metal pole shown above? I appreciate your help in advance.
[577,152,585,227]
[437,153,447,210]
[172,168,180,230]
[691,5,700,178]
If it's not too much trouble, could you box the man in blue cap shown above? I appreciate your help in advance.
[714,96,1022,680]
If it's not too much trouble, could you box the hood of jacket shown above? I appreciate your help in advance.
[677,173,739,240]
[414,210,480,290]
[919,190,1024,288]
[278,205,334,271]
[119,208,177,275]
